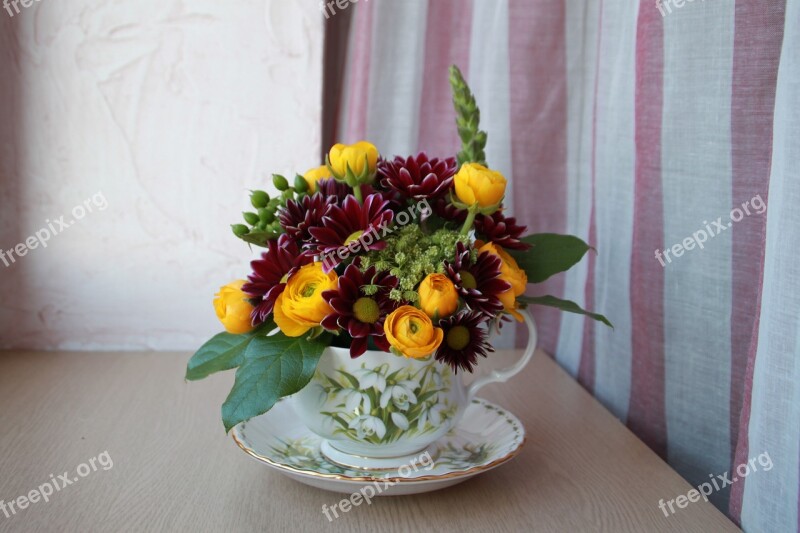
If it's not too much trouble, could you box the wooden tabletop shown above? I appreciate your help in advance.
[0,350,739,532]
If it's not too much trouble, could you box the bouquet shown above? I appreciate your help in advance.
[187,66,611,432]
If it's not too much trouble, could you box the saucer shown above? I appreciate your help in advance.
[231,397,526,495]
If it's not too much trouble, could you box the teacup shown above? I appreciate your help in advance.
[293,311,537,469]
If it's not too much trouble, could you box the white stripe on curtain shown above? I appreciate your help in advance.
[556,0,601,375]
[468,0,515,349]
[740,1,800,528]
[365,0,429,156]
[661,2,734,508]
[590,0,637,420]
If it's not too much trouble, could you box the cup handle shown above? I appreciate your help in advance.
[466,310,538,402]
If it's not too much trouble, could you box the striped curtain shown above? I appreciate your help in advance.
[330,0,798,530]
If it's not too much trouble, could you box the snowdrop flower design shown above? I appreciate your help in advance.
[340,388,372,414]
[354,367,387,392]
[380,380,418,411]
[348,415,387,440]
[417,403,445,431]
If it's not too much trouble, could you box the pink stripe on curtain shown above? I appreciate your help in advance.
[728,0,787,522]
[578,0,605,391]
[342,2,374,142]
[508,0,568,353]
[417,0,473,157]
[627,0,667,459]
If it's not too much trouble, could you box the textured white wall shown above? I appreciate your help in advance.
[0,1,323,350]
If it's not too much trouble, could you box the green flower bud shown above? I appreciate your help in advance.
[267,198,281,210]
[293,174,308,193]
[257,220,268,231]
[281,189,294,201]
[250,190,269,208]
[272,174,289,191]
[231,224,249,237]
[259,209,275,224]
[243,212,260,225]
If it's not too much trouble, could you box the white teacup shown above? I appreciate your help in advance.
[293,311,537,469]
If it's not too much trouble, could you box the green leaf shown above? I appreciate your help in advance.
[221,332,331,433]
[185,320,275,381]
[237,230,281,248]
[519,295,613,328]
[510,234,593,283]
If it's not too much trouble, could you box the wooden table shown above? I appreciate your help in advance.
[0,350,739,532]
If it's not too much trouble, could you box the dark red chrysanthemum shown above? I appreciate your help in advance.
[278,193,333,243]
[242,234,313,323]
[378,153,457,200]
[435,310,494,373]
[445,242,510,317]
[316,178,352,202]
[308,193,393,267]
[432,197,468,224]
[474,211,530,251]
[321,262,399,358]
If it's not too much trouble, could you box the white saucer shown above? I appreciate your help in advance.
[231,397,526,495]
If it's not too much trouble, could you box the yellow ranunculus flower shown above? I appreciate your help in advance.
[274,263,338,337]
[384,306,444,359]
[303,165,331,193]
[328,141,379,179]
[418,273,459,319]
[214,280,256,334]
[454,163,507,208]
[479,242,528,321]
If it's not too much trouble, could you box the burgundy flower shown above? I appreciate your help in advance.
[242,234,313,323]
[316,178,352,202]
[432,197,468,224]
[308,193,394,267]
[321,262,399,358]
[378,153,457,200]
[475,211,530,251]
[278,193,333,243]
[435,310,494,373]
[445,242,510,317]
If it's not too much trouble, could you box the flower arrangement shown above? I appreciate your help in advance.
[187,66,611,432]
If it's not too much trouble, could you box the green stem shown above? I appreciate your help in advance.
[353,184,364,203]
[460,205,479,236]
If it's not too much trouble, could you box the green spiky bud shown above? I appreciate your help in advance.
[231,224,249,237]
[293,174,309,193]
[250,190,269,208]
[243,212,259,225]
[259,208,275,224]
[273,174,290,191]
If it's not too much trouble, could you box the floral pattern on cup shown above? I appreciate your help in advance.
[318,361,458,444]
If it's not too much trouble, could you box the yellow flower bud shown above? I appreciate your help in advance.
[302,165,332,193]
[417,273,459,319]
[273,263,338,337]
[479,242,528,321]
[213,280,256,334]
[383,306,444,359]
[328,141,379,180]
[454,163,507,208]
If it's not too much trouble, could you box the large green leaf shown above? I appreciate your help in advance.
[519,295,613,328]
[185,320,274,381]
[221,332,330,433]
[510,234,593,283]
